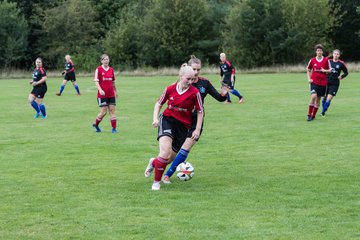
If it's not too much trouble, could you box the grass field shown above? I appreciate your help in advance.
[1,73,359,239]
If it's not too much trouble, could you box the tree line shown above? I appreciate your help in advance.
[1,0,359,71]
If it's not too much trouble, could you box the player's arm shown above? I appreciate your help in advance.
[207,81,227,101]
[152,103,162,128]
[321,60,332,73]
[32,76,47,86]
[306,69,312,83]
[192,110,203,140]
[94,69,105,96]
[112,69,118,98]
[340,63,348,80]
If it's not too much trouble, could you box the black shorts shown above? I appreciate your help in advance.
[97,97,116,107]
[186,113,204,140]
[222,76,235,89]
[64,72,76,82]
[310,83,326,97]
[31,85,47,98]
[157,115,188,153]
[326,84,340,96]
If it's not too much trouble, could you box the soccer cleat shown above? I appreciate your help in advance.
[321,112,325,117]
[224,101,232,104]
[92,123,101,132]
[307,115,313,121]
[144,158,155,178]
[77,93,81,96]
[151,182,161,191]
[41,115,47,119]
[162,175,171,184]
[34,113,40,118]
[112,128,118,133]
[56,93,61,96]
[238,98,244,104]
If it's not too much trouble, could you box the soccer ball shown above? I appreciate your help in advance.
[176,162,195,181]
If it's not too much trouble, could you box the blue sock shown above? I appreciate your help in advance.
[59,85,65,94]
[31,101,40,113]
[231,89,242,99]
[165,149,189,178]
[322,98,326,109]
[39,104,46,116]
[323,101,331,113]
[74,84,80,94]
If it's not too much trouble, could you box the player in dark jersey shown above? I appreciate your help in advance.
[220,53,244,103]
[56,55,81,96]
[92,54,118,133]
[28,57,47,119]
[321,49,348,116]
[162,55,229,184]
[144,64,204,190]
[306,44,331,121]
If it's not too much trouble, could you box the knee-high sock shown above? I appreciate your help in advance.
[74,84,80,94]
[165,149,189,178]
[231,89,242,99]
[308,104,314,116]
[110,117,116,129]
[31,101,40,113]
[39,103,46,116]
[322,98,326,109]
[323,100,331,113]
[59,85,65,94]
[153,157,168,182]
[312,105,319,117]
[95,116,103,126]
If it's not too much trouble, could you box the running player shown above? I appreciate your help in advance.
[306,44,331,121]
[29,57,47,119]
[144,63,204,190]
[162,55,228,184]
[92,54,118,133]
[321,49,348,116]
[56,55,81,96]
[219,52,244,103]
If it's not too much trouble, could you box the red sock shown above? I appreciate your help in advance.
[153,157,168,182]
[308,104,314,116]
[312,105,319,117]
[95,117,102,125]
[110,117,116,129]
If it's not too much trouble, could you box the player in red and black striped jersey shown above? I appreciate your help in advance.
[144,64,204,190]
[56,55,81,96]
[163,55,229,184]
[28,58,47,119]
[321,49,349,116]
[306,44,331,121]
[220,53,244,103]
[92,54,118,133]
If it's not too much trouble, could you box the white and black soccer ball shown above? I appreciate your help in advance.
[176,162,195,181]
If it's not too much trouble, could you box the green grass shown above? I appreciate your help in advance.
[0,73,360,239]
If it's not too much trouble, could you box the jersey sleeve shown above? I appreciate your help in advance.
[112,68,116,81]
[40,68,46,76]
[341,62,348,79]
[194,92,203,113]
[157,87,169,106]
[207,81,226,102]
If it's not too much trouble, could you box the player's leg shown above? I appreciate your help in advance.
[151,136,172,190]
[57,79,67,96]
[307,93,317,121]
[108,103,117,133]
[93,100,107,132]
[322,85,337,115]
[71,73,80,95]
[28,93,40,118]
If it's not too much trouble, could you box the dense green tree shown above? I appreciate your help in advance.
[0,0,28,67]
[329,0,360,61]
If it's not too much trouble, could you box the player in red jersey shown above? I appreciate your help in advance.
[162,55,229,184]
[306,44,331,121]
[56,55,81,96]
[92,54,118,133]
[29,57,47,119]
[144,63,204,190]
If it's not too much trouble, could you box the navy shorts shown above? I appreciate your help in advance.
[64,72,76,82]
[326,84,340,96]
[186,113,203,140]
[31,85,47,98]
[157,115,188,153]
[310,83,326,97]
[97,97,116,107]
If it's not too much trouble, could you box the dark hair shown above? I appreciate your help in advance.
[314,44,324,51]
[188,55,201,65]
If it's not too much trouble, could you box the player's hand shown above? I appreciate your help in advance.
[32,81,38,86]
[152,120,159,128]
[191,129,200,140]
[308,79,313,83]
[29,80,34,85]
[99,89,105,96]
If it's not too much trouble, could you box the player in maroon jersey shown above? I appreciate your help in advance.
[56,55,81,96]
[306,44,331,121]
[144,63,204,190]
[219,53,244,103]
[29,57,47,119]
[92,54,118,133]
[162,55,229,184]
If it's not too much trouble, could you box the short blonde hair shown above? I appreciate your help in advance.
[179,63,195,78]
[220,53,226,57]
